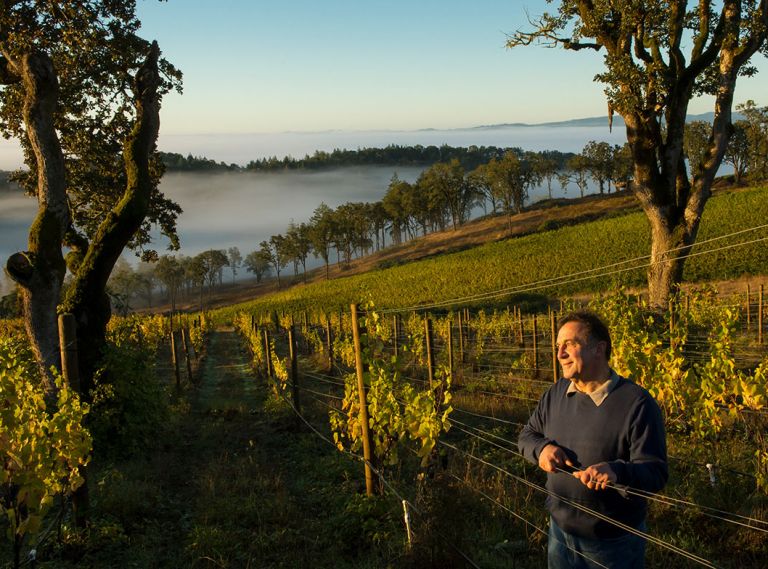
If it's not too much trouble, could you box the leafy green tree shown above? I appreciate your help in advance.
[683,120,713,176]
[509,1,768,308]
[369,200,389,251]
[198,249,229,293]
[581,140,615,194]
[261,237,286,287]
[243,249,272,283]
[467,163,499,214]
[418,159,477,230]
[186,255,208,312]
[107,258,139,317]
[724,120,751,184]
[307,202,336,279]
[332,203,372,266]
[530,153,560,200]
[737,99,768,180]
[135,261,156,308]
[382,175,410,244]
[284,222,311,281]
[154,255,184,313]
[487,151,540,229]
[0,337,90,569]
[612,143,634,189]
[227,246,242,285]
[0,1,182,392]
[559,153,592,198]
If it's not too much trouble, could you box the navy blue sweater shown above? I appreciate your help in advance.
[518,376,668,539]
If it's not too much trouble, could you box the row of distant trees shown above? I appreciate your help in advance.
[108,248,241,314]
[251,142,634,284]
[232,103,768,287]
[160,143,570,173]
[103,106,768,312]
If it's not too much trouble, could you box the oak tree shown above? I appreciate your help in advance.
[1,1,181,392]
[509,1,768,307]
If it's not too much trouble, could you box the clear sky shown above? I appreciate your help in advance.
[0,0,766,169]
[135,0,768,135]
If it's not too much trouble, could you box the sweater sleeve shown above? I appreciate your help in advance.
[518,387,557,465]
[608,394,668,492]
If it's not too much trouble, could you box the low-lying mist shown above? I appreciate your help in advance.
[155,166,426,260]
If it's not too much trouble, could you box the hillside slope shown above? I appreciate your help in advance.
[206,183,768,319]
[162,190,640,313]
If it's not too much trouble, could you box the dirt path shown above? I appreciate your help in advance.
[89,329,371,569]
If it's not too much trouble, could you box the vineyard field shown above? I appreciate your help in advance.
[212,185,768,322]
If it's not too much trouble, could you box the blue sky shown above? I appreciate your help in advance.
[1,0,766,169]
[134,0,767,135]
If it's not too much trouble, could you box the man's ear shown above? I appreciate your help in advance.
[595,340,608,358]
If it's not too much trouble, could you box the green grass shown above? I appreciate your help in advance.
[213,185,768,322]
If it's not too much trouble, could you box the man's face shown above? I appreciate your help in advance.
[556,321,604,381]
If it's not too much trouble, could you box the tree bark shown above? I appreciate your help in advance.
[619,0,753,309]
[5,51,68,389]
[60,42,162,397]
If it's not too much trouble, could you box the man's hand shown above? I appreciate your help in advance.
[538,444,574,473]
[573,462,617,490]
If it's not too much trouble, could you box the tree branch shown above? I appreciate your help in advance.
[734,0,768,69]
[668,0,687,74]
[62,41,161,311]
[691,0,713,60]
[506,12,602,51]
[0,55,19,84]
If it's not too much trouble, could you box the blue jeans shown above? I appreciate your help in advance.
[548,517,647,569]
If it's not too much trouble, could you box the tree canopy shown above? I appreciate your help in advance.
[509,0,768,307]
[1,1,181,390]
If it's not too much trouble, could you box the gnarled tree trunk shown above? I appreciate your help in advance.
[5,51,69,389]
[60,43,162,397]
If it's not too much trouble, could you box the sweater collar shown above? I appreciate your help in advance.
[565,370,621,406]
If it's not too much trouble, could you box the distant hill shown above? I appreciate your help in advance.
[472,111,746,130]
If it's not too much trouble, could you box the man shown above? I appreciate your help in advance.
[518,310,667,568]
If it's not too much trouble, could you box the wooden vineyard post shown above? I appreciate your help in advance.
[170,328,181,388]
[392,314,399,359]
[519,309,525,347]
[181,327,193,382]
[532,314,539,377]
[263,328,273,378]
[747,284,752,330]
[669,297,676,351]
[351,304,376,497]
[289,325,301,418]
[447,322,454,384]
[59,314,89,528]
[757,285,763,346]
[325,314,334,374]
[297,310,309,354]
[425,315,435,389]
[457,311,465,363]
[551,311,558,384]
[464,308,472,347]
